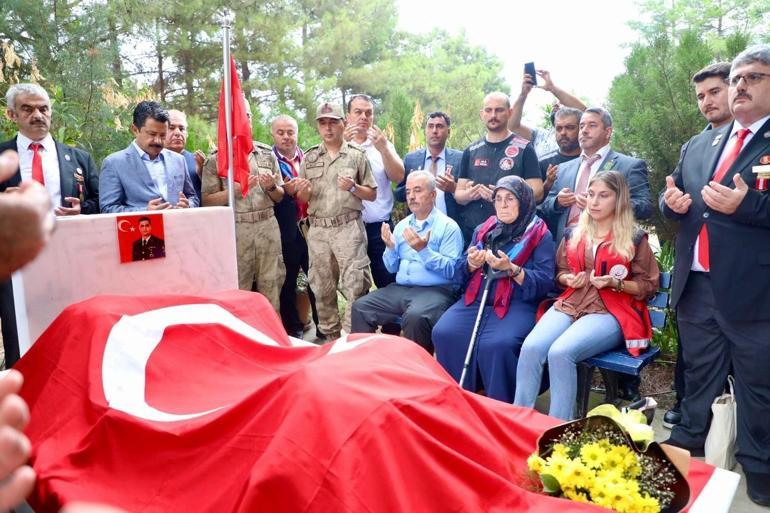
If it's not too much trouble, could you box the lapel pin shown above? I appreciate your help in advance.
[760,156,770,165]
[76,167,83,175]
[64,154,71,161]
[712,134,723,146]
[764,131,770,139]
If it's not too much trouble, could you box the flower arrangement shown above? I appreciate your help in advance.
[527,413,689,513]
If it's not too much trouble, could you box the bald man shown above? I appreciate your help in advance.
[270,114,319,338]
[454,91,543,244]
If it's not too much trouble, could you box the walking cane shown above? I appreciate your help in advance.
[459,268,507,389]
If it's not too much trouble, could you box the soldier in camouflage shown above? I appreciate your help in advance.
[202,134,286,311]
[294,103,377,338]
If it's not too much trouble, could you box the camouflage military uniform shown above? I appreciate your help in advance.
[301,141,376,336]
[202,142,285,310]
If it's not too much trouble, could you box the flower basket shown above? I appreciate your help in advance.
[530,414,690,513]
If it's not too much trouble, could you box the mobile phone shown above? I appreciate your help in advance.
[524,62,537,86]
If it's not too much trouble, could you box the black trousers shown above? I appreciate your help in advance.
[364,220,396,289]
[278,230,318,334]
[350,282,456,352]
[671,272,770,473]
[0,279,19,368]
[673,331,685,404]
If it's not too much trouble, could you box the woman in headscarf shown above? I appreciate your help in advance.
[432,175,555,403]
[514,171,659,420]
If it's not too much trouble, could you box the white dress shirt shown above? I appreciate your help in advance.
[360,139,396,223]
[16,132,61,207]
[691,114,770,271]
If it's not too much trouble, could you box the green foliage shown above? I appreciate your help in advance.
[378,90,414,158]
[608,30,747,242]
[651,241,678,354]
[0,0,507,163]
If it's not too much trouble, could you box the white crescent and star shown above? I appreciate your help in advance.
[101,304,372,423]
[117,220,135,233]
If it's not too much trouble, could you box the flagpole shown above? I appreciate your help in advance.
[220,9,235,208]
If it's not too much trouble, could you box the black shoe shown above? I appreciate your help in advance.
[662,406,682,429]
[746,471,770,507]
[289,329,304,339]
[661,438,705,458]
[619,387,642,402]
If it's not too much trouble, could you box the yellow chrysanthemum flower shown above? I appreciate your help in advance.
[579,442,604,469]
[527,453,546,473]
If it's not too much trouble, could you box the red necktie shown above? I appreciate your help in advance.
[568,153,601,225]
[696,128,751,271]
[29,142,45,185]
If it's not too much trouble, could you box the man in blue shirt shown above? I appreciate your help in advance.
[350,170,464,351]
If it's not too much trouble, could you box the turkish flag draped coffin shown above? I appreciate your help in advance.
[17,291,714,512]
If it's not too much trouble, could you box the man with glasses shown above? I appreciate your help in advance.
[661,45,770,507]
[344,93,405,292]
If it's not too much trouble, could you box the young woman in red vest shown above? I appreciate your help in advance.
[513,171,659,419]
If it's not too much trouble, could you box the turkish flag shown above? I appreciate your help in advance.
[16,291,715,512]
[217,57,253,197]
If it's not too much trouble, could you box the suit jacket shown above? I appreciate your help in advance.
[0,136,100,214]
[395,147,463,220]
[99,144,198,213]
[661,119,770,320]
[181,149,202,201]
[132,235,166,261]
[541,149,652,243]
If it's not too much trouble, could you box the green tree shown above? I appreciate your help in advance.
[607,14,757,241]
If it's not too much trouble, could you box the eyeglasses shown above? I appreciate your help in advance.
[728,72,770,87]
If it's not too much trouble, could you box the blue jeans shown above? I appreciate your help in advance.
[513,307,622,420]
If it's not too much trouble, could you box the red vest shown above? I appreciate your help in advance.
[560,234,652,356]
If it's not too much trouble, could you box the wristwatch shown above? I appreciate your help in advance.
[348,184,358,194]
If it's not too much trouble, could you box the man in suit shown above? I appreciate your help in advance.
[131,216,165,261]
[662,61,733,431]
[541,107,652,244]
[164,109,205,202]
[1,83,100,368]
[99,101,198,213]
[0,83,99,214]
[395,111,463,223]
[661,45,770,506]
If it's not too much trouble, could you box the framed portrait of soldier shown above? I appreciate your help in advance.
[116,213,166,263]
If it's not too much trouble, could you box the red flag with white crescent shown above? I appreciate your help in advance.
[16,291,715,512]
[216,57,253,197]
